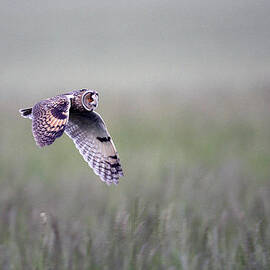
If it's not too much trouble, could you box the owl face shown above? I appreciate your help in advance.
[82,90,99,111]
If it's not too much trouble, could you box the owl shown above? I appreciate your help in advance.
[19,89,123,185]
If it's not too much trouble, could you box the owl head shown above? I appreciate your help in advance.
[81,90,99,111]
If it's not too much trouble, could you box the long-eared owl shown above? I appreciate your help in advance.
[19,89,123,185]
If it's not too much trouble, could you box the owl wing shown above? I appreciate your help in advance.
[32,96,71,147]
[64,110,123,185]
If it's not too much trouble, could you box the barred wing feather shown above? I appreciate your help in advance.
[31,96,71,147]
[65,111,123,184]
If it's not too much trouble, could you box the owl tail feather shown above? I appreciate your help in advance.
[19,107,32,118]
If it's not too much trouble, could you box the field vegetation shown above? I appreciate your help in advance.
[0,89,270,269]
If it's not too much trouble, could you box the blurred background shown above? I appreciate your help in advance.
[1,0,270,269]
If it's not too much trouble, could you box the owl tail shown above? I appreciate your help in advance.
[19,107,32,118]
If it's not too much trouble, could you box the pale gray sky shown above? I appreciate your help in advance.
[1,0,269,99]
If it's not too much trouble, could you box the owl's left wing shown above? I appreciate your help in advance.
[65,111,123,185]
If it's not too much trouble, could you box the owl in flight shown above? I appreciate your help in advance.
[19,89,123,185]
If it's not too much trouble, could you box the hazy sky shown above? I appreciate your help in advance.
[1,0,270,97]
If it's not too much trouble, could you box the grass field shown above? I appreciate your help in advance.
[0,89,270,269]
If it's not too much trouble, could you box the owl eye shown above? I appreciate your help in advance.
[82,91,95,110]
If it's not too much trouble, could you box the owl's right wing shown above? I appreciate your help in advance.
[65,111,123,185]
[31,95,72,147]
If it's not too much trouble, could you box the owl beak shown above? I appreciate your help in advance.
[92,94,98,109]
[91,93,98,102]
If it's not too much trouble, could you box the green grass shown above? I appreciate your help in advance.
[0,90,270,269]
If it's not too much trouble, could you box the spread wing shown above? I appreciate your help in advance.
[32,96,71,147]
[65,111,123,185]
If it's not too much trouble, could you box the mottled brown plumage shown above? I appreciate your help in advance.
[19,89,123,185]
